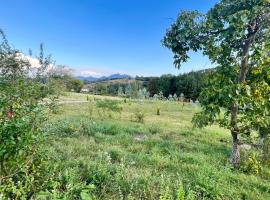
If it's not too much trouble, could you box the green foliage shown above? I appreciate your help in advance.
[262,136,270,165]
[49,65,84,93]
[176,183,185,200]
[186,190,195,200]
[174,183,195,200]
[148,124,161,135]
[67,79,84,93]
[159,186,173,200]
[96,99,122,118]
[163,0,270,167]
[42,94,270,199]
[133,109,145,123]
[118,86,124,96]
[157,107,160,115]
[36,168,96,200]
[125,83,133,98]
[0,29,55,198]
[44,116,149,137]
[241,153,262,175]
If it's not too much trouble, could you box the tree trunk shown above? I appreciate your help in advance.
[230,104,240,167]
[230,130,240,168]
[229,26,257,167]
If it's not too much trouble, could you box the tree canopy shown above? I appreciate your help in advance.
[163,0,270,167]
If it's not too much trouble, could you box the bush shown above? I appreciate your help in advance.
[96,99,122,118]
[148,124,161,134]
[157,107,160,115]
[176,183,195,200]
[241,153,262,175]
[36,168,96,200]
[0,30,55,198]
[133,110,145,123]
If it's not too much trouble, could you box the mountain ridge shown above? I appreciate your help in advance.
[76,73,132,83]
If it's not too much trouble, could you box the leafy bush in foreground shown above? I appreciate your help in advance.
[0,30,54,199]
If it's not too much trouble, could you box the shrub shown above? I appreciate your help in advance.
[0,31,55,198]
[175,183,195,200]
[157,107,160,115]
[46,95,60,114]
[159,186,173,200]
[96,99,122,118]
[108,149,122,163]
[36,168,96,200]
[148,124,161,134]
[241,153,262,175]
[134,110,145,123]
[176,183,185,200]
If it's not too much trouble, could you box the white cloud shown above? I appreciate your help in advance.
[17,53,54,71]
[77,69,103,77]
[24,55,41,68]
[75,67,124,77]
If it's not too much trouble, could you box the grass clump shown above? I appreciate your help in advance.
[133,109,145,123]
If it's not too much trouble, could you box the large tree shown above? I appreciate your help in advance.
[163,0,270,167]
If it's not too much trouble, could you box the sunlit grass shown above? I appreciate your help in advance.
[45,92,270,199]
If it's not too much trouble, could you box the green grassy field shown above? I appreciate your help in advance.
[45,92,270,200]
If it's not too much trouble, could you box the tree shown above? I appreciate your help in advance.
[48,65,83,93]
[157,74,173,97]
[67,79,84,93]
[148,78,158,97]
[131,81,140,98]
[95,83,108,95]
[118,86,124,96]
[125,84,133,97]
[163,0,270,167]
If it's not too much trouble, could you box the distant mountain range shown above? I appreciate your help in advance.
[76,73,132,83]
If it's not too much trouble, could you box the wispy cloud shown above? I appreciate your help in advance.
[74,67,127,77]
[76,69,104,77]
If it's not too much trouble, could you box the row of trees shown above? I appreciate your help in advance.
[145,70,209,100]
[89,80,141,98]
[86,70,208,100]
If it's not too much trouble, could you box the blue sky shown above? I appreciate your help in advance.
[0,0,217,77]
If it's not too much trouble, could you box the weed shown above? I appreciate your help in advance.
[133,109,145,123]
[148,124,161,134]
[157,107,160,115]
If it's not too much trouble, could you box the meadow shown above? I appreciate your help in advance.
[42,92,270,200]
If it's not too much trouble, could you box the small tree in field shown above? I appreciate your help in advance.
[118,86,124,96]
[173,93,178,101]
[163,0,270,167]
[125,83,133,98]
[179,93,184,102]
